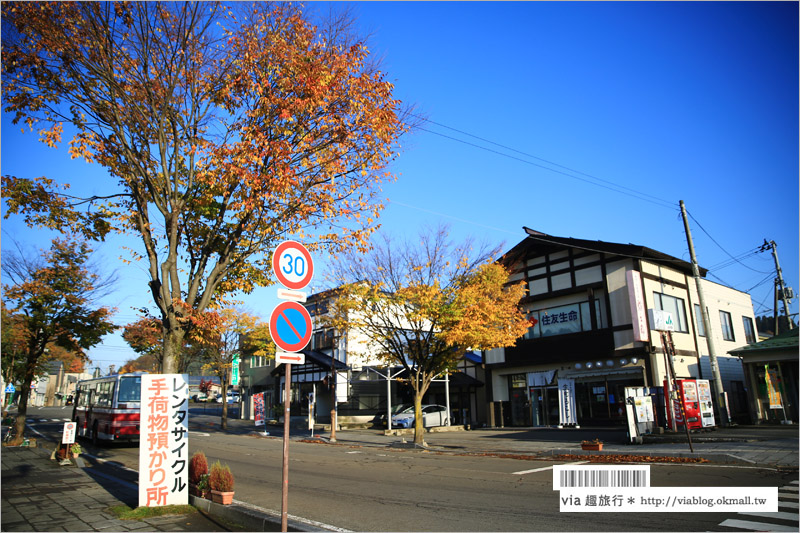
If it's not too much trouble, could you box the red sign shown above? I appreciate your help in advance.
[269,301,313,353]
[272,241,314,290]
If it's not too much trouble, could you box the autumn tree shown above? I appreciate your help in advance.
[324,226,529,445]
[195,309,264,430]
[1,238,116,444]
[1,2,409,374]
[122,313,206,373]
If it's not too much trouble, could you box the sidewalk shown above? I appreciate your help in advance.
[1,444,236,532]
[302,422,800,468]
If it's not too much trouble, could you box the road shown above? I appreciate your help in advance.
[19,406,799,532]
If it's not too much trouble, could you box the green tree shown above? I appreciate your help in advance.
[2,2,409,374]
[324,226,529,445]
[1,238,116,444]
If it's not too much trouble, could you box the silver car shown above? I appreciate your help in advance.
[391,404,449,429]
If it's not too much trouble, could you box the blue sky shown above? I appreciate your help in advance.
[2,1,797,373]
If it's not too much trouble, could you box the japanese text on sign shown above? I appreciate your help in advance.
[139,374,188,507]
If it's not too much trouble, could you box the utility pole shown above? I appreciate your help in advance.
[679,201,729,426]
[765,240,794,333]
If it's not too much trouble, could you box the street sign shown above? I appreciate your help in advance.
[269,301,313,353]
[650,309,675,331]
[272,240,314,290]
[62,422,76,444]
[275,350,306,365]
[4,384,15,393]
[231,353,240,386]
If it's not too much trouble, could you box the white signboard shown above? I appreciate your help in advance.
[139,374,189,507]
[649,309,675,331]
[626,270,649,342]
[62,422,76,444]
[276,350,306,365]
[558,378,577,425]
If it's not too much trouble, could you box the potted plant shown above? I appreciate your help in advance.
[208,460,235,504]
[197,474,210,499]
[54,443,81,461]
[581,438,603,451]
[189,451,208,496]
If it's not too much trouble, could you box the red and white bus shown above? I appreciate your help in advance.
[72,372,145,444]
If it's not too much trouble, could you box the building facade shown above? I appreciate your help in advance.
[485,228,758,428]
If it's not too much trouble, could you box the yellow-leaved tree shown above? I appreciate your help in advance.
[323,226,529,445]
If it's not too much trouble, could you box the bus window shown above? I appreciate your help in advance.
[97,381,115,407]
[118,376,142,403]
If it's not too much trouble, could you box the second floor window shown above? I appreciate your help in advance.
[653,292,688,333]
[742,316,756,344]
[720,311,735,341]
[694,304,706,337]
[524,300,602,339]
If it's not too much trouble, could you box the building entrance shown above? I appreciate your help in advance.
[530,386,558,426]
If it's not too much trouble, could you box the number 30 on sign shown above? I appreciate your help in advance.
[272,241,314,290]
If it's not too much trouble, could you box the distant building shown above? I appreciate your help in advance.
[484,228,758,427]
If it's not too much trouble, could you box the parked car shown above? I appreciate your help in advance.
[391,404,449,429]
[216,391,241,403]
[192,393,209,402]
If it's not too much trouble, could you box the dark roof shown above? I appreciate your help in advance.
[500,227,706,277]
[728,328,799,356]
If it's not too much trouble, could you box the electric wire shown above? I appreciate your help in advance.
[417,125,678,210]
[686,211,773,275]
[414,113,677,209]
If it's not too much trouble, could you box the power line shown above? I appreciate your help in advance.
[414,116,678,210]
[687,210,772,275]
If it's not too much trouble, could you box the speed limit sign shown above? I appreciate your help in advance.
[272,241,314,290]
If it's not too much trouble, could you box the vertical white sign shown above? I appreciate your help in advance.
[558,378,577,425]
[62,422,76,444]
[139,374,189,507]
[626,270,649,342]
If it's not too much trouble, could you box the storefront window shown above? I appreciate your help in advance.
[525,300,603,339]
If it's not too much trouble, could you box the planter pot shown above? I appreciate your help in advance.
[210,490,234,505]
[189,483,198,496]
[581,443,603,451]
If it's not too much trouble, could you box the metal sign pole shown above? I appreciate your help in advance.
[281,363,291,532]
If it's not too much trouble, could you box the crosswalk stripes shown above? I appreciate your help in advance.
[26,418,72,424]
[718,483,800,532]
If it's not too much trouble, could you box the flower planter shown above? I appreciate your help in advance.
[210,490,234,505]
[581,443,603,451]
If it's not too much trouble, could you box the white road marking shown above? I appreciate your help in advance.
[736,511,798,521]
[778,501,799,509]
[512,461,589,475]
[782,486,798,492]
[718,519,797,532]
[190,431,211,437]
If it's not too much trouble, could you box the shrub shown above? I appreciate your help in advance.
[208,460,234,492]
[189,451,208,484]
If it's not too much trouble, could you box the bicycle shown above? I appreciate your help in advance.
[3,424,17,444]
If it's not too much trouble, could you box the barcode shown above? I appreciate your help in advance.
[553,465,650,490]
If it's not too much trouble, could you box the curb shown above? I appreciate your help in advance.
[190,496,338,532]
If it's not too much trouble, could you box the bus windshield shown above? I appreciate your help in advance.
[118,375,142,403]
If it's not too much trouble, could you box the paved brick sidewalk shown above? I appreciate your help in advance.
[1,445,233,532]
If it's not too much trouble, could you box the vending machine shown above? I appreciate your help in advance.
[696,379,716,428]
[663,379,703,430]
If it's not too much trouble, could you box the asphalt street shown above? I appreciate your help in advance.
[9,405,798,532]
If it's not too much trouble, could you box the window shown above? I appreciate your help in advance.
[313,329,335,350]
[742,316,756,344]
[720,311,735,341]
[653,292,688,333]
[524,300,602,339]
[118,376,141,403]
[694,304,705,337]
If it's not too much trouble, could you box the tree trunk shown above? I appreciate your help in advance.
[10,378,31,446]
[221,375,228,430]
[413,394,425,446]
[162,327,185,374]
